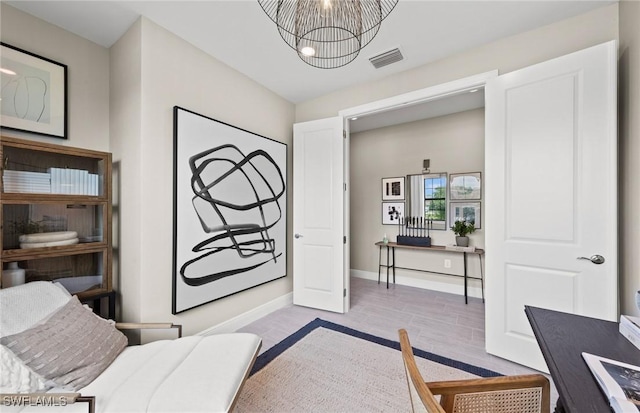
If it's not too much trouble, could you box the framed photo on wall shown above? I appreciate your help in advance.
[382,202,404,225]
[449,172,481,200]
[450,202,481,229]
[0,43,67,139]
[382,176,405,200]
[173,106,287,314]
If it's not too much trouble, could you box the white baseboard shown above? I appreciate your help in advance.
[351,269,484,299]
[197,292,293,336]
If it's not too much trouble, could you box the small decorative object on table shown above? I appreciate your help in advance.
[397,216,431,247]
[451,219,475,247]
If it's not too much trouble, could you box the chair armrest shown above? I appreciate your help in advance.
[115,322,182,338]
[0,393,95,413]
[426,374,550,413]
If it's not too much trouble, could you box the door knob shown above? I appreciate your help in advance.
[294,233,304,239]
[577,255,605,264]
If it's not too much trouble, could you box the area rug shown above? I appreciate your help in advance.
[235,318,500,413]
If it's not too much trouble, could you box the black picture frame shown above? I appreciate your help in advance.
[0,42,68,139]
[172,106,287,314]
[382,176,405,201]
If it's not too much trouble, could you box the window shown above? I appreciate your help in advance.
[424,173,447,223]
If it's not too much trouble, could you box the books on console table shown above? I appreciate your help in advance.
[620,315,640,351]
[582,352,640,413]
[444,245,476,252]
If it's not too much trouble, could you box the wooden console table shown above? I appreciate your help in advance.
[374,241,484,304]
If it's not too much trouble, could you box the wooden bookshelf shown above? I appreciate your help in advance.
[1,136,112,304]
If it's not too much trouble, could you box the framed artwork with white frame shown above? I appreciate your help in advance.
[382,176,405,201]
[450,202,481,229]
[449,172,481,200]
[382,202,404,225]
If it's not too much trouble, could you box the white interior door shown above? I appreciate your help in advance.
[293,117,345,313]
[485,41,617,372]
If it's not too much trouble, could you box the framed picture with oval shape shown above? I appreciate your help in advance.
[0,43,67,139]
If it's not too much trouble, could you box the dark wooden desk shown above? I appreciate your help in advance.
[526,306,640,413]
[374,241,484,304]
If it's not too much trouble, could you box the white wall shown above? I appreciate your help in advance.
[109,20,143,324]
[111,18,295,338]
[351,109,485,296]
[619,1,640,316]
[296,4,619,123]
[0,4,110,151]
[298,3,622,301]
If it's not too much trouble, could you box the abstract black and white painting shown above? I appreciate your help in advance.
[173,107,287,314]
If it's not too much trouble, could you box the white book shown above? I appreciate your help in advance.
[80,170,89,195]
[70,169,76,194]
[48,168,56,193]
[3,183,51,190]
[621,315,640,332]
[92,174,99,196]
[3,170,49,178]
[3,177,49,183]
[54,168,60,194]
[582,352,640,413]
[620,322,640,351]
[74,169,81,195]
[61,168,72,194]
[91,173,98,195]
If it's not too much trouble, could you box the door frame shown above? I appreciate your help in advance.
[337,70,498,310]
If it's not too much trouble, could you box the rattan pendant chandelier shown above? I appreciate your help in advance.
[258,0,399,69]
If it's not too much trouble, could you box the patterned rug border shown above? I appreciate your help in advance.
[250,318,501,378]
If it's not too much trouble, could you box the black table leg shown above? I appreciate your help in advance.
[392,246,396,284]
[386,245,390,289]
[479,254,485,303]
[554,397,567,413]
[108,291,116,320]
[378,245,382,285]
[463,252,468,304]
[93,297,102,316]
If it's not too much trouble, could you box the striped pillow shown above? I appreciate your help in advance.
[0,296,127,390]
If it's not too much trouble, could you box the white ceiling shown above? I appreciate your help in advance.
[7,0,614,105]
[349,87,485,133]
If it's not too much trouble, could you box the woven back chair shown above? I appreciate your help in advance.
[399,329,550,413]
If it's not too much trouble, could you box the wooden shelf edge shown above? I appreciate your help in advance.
[1,193,107,203]
[1,243,109,261]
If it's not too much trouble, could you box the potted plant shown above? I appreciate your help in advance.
[451,220,475,247]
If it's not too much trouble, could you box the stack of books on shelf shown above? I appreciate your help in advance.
[48,167,99,195]
[619,314,640,350]
[2,170,51,193]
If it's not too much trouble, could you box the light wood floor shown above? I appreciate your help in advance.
[238,276,558,402]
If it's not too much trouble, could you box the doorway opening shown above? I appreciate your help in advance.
[339,71,496,310]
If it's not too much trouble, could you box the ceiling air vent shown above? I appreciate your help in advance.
[369,48,404,69]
